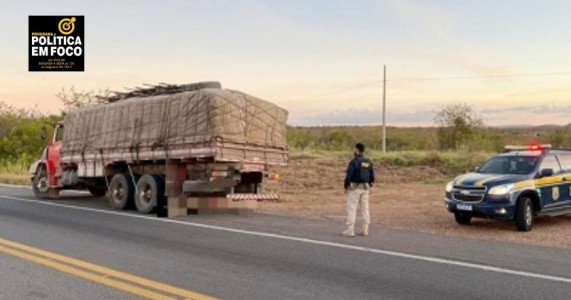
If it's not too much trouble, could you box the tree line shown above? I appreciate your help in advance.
[0,91,569,171]
[289,103,571,152]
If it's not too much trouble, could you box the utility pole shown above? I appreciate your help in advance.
[382,65,387,153]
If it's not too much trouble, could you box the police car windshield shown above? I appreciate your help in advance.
[478,155,539,175]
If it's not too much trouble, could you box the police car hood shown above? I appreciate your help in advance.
[453,173,528,188]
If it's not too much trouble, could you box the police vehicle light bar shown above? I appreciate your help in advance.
[503,144,552,153]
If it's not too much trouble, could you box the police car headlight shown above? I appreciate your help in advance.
[488,184,514,196]
[445,181,454,192]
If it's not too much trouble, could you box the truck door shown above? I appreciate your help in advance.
[536,154,565,208]
[47,124,64,185]
[556,154,571,203]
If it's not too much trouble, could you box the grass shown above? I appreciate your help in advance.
[290,149,492,173]
[0,173,30,185]
[0,159,32,185]
[0,150,493,186]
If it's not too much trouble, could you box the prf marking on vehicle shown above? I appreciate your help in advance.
[552,187,560,201]
[514,180,534,190]
[474,175,508,187]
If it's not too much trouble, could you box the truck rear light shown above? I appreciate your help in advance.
[211,171,228,177]
[266,172,280,180]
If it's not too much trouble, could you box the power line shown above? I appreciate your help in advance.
[286,80,380,101]
[286,71,571,102]
[387,71,571,82]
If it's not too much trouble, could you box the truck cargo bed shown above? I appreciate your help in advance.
[61,139,288,165]
[60,88,288,166]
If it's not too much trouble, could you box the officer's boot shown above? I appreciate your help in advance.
[360,225,369,237]
[342,225,355,237]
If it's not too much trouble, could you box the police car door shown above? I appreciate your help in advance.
[556,153,571,203]
[536,154,565,208]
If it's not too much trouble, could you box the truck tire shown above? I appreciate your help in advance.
[454,212,472,225]
[135,174,164,214]
[32,166,50,199]
[108,173,136,210]
[88,187,107,197]
[515,197,533,232]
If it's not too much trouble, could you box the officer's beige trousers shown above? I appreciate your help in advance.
[346,187,370,227]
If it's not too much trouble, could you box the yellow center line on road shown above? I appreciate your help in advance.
[0,237,217,300]
[0,244,175,300]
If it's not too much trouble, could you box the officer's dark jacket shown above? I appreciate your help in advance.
[344,154,375,189]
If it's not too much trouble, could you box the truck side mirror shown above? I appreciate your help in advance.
[474,166,480,172]
[540,168,554,178]
[41,126,47,140]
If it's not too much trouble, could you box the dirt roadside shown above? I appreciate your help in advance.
[262,157,571,249]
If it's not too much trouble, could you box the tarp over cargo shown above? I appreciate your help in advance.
[61,89,288,158]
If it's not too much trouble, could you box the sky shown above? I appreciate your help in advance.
[1,0,571,126]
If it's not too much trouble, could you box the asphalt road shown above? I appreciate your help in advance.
[0,252,138,300]
[1,184,571,299]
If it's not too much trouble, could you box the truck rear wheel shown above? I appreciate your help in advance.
[108,173,136,210]
[32,167,50,199]
[135,174,164,214]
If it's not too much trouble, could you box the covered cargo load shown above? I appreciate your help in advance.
[61,88,288,164]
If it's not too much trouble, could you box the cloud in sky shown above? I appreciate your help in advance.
[292,104,571,127]
[481,104,571,116]
[290,107,437,126]
[1,0,571,127]
[387,0,515,78]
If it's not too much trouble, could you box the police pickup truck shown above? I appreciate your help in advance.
[445,144,571,231]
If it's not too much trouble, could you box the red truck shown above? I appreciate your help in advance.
[29,82,288,217]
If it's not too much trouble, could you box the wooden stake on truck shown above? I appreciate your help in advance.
[29,82,288,217]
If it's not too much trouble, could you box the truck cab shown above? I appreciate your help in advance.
[30,122,68,198]
[444,144,571,231]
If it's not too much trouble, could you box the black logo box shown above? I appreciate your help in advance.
[28,16,84,72]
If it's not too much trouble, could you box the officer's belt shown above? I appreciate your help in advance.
[350,183,369,190]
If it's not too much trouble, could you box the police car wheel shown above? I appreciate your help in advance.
[515,197,533,232]
[454,212,472,225]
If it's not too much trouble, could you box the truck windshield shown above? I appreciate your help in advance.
[55,126,64,142]
[478,155,538,175]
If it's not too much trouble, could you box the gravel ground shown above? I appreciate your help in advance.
[262,157,571,249]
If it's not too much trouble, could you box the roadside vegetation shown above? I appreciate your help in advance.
[288,103,571,173]
[290,150,492,174]
[0,94,570,186]
[0,103,60,184]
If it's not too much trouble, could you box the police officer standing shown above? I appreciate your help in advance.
[343,142,375,237]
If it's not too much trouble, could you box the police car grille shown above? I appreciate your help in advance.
[453,185,487,191]
[452,193,484,202]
